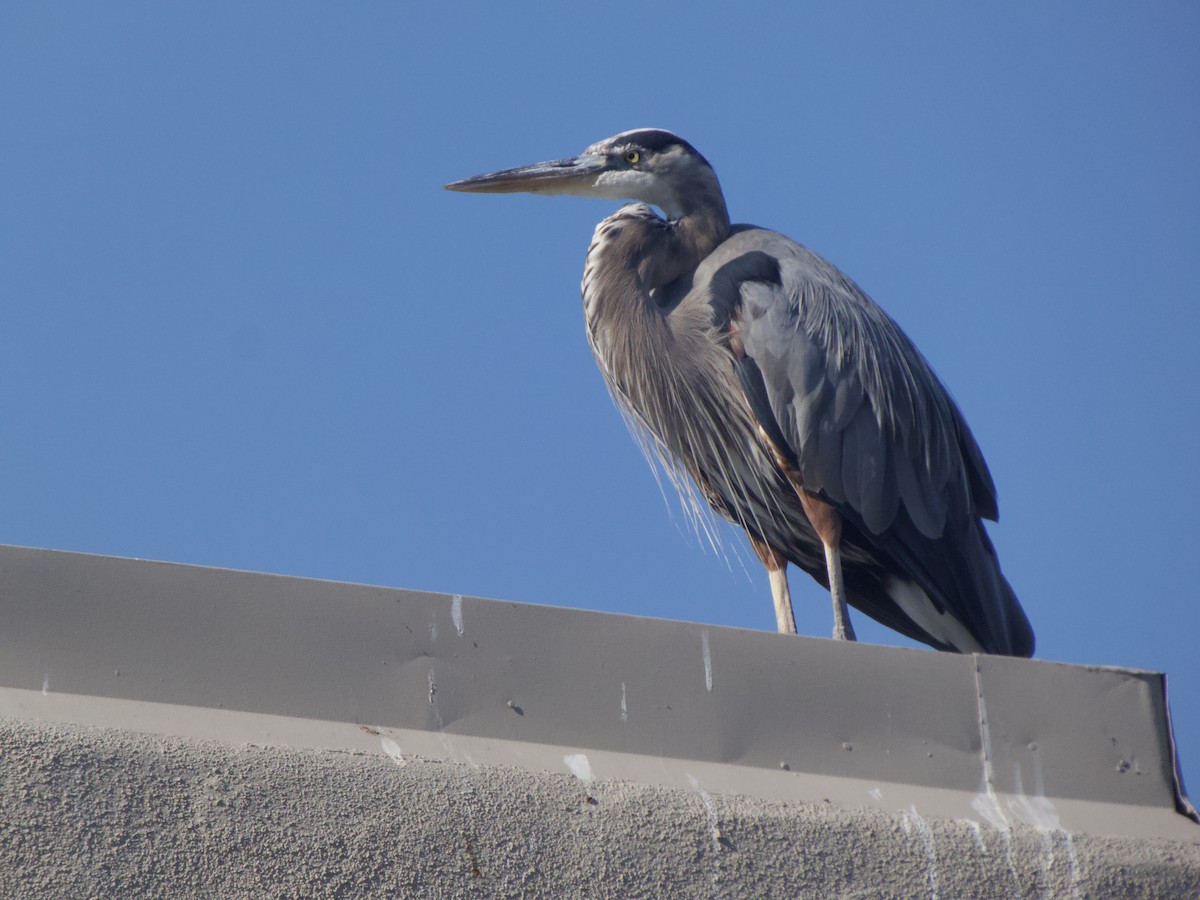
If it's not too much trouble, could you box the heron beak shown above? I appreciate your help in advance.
[444,154,610,196]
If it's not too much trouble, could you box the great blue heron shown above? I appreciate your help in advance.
[445,128,1034,657]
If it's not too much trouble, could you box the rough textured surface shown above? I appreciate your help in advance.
[3,718,1198,899]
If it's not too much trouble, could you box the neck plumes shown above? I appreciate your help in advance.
[582,199,729,378]
[581,198,739,510]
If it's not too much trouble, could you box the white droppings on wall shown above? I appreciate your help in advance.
[620,681,628,722]
[971,665,1009,831]
[701,630,712,692]
[380,737,406,766]
[426,667,457,758]
[687,774,722,850]
[960,818,986,853]
[686,773,725,885]
[563,753,593,781]
[1062,829,1082,899]
[971,782,1008,831]
[1007,756,1063,831]
[904,806,940,900]
[1038,828,1057,890]
[451,594,464,636]
[1000,827,1021,894]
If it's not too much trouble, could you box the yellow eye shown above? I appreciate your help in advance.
[624,149,640,165]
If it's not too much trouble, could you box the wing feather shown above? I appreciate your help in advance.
[722,228,1031,655]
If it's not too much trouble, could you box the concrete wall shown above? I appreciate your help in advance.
[6,718,1200,897]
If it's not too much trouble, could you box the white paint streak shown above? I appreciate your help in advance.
[451,594,464,636]
[380,737,406,766]
[701,630,712,692]
[429,624,438,641]
[427,669,437,707]
[620,681,628,722]
[867,787,882,801]
[563,753,593,781]
[905,806,939,900]
[41,673,49,696]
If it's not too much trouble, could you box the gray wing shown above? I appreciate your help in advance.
[712,228,1032,656]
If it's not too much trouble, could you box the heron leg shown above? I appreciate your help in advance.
[822,540,856,642]
[749,422,856,641]
[748,534,796,634]
[798,491,857,643]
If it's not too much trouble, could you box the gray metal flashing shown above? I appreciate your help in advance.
[1,544,1196,848]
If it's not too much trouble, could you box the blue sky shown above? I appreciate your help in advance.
[3,4,1198,787]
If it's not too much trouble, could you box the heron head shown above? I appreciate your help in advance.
[445,128,725,221]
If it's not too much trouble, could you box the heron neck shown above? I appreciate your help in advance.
[583,201,732,414]
[641,205,729,289]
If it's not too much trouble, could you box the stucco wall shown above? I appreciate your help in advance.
[5,718,1198,898]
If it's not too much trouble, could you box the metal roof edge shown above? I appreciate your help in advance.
[1,543,1196,842]
[1162,674,1199,822]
